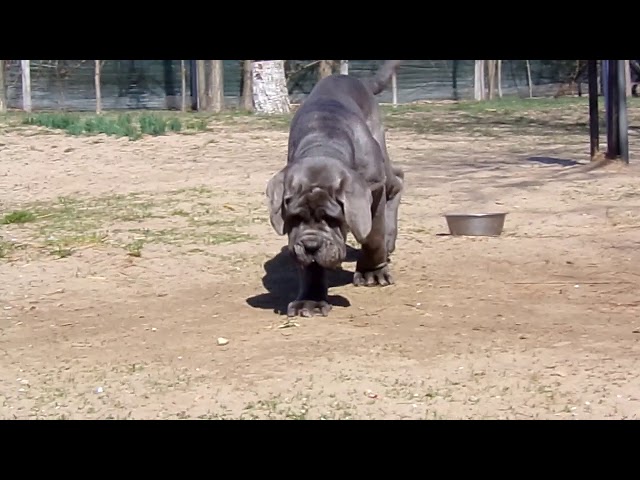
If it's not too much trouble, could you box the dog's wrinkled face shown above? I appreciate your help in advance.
[283,186,347,269]
[266,160,374,269]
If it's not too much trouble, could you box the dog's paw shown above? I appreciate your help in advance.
[353,264,394,287]
[287,299,332,317]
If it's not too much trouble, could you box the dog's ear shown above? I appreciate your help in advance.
[337,171,373,244]
[265,168,287,235]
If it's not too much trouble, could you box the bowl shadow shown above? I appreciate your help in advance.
[524,156,582,168]
[245,245,360,315]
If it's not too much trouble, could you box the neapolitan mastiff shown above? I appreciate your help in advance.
[266,60,405,317]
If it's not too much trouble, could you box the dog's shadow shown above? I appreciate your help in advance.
[246,246,359,315]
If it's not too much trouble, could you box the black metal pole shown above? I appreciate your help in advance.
[588,60,600,159]
[163,60,175,96]
[163,60,176,110]
[452,60,459,100]
[616,59,630,164]
[189,60,198,111]
[606,60,620,159]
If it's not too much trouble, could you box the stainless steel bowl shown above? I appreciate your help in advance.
[444,212,507,236]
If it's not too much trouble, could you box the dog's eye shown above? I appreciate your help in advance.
[324,215,341,229]
[286,214,304,225]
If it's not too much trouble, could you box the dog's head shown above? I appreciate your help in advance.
[266,158,373,269]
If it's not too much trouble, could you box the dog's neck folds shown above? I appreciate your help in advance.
[295,142,348,165]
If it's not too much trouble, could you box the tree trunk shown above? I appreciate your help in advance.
[180,60,187,112]
[318,60,333,80]
[474,60,485,101]
[240,60,254,111]
[497,60,503,98]
[391,70,398,107]
[624,60,632,97]
[95,60,102,114]
[487,60,497,100]
[0,60,6,113]
[196,59,207,111]
[340,60,349,75]
[525,60,533,98]
[208,60,224,113]
[21,60,32,112]
[252,60,290,114]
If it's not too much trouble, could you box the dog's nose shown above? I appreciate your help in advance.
[302,240,320,254]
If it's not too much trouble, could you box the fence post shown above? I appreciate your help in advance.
[189,60,198,111]
[196,60,207,111]
[95,60,103,114]
[21,60,31,112]
[0,60,6,113]
[180,60,187,112]
[474,60,485,101]
[209,60,224,113]
[391,70,398,107]
[587,60,600,160]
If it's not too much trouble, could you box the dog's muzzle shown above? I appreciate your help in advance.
[291,232,344,269]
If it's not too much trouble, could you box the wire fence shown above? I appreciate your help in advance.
[2,60,598,112]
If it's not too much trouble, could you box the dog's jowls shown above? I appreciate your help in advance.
[266,60,405,318]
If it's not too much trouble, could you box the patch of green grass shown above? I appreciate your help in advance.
[167,117,182,132]
[2,210,36,225]
[49,244,73,259]
[202,232,253,245]
[20,111,209,140]
[252,113,292,130]
[379,96,606,138]
[125,239,145,257]
[0,239,13,258]
[171,209,190,217]
[184,117,209,131]
[139,113,167,136]
[2,187,257,259]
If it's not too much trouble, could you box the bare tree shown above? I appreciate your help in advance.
[474,60,485,101]
[318,60,334,80]
[525,60,533,98]
[487,60,497,100]
[625,60,632,97]
[95,60,105,114]
[252,60,290,114]
[208,60,224,113]
[196,60,207,111]
[180,60,188,112]
[391,70,398,107]
[240,60,254,111]
[497,60,503,98]
[0,60,6,113]
[340,60,349,75]
[21,60,32,112]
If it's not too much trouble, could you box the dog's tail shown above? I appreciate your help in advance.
[365,60,403,95]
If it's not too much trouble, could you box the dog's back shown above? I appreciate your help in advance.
[302,60,401,119]
[287,61,402,166]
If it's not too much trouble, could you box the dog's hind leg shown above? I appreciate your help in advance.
[354,184,393,287]
[287,263,332,317]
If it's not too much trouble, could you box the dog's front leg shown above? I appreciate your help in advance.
[354,185,393,286]
[385,167,404,260]
[287,262,332,317]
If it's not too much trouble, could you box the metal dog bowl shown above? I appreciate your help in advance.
[444,212,507,237]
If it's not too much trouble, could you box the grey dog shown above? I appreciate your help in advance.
[266,60,405,317]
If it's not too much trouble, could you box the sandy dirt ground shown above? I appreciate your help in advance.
[1,105,640,420]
